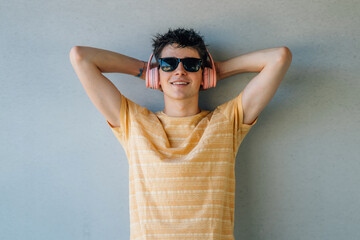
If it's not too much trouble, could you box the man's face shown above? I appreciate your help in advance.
[158,44,203,101]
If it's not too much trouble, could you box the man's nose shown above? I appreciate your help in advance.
[174,62,187,75]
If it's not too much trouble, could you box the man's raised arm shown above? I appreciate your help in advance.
[215,47,292,125]
[69,46,146,127]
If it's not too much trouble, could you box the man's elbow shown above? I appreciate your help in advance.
[69,46,86,63]
[277,47,292,63]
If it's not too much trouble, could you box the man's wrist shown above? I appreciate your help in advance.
[136,61,146,77]
[214,61,224,81]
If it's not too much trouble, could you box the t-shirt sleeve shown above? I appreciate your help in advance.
[106,94,145,146]
[216,90,258,150]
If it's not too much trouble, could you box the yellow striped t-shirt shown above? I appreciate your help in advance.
[107,90,258,240]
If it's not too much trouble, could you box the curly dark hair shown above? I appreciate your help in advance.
[152,28,210,68]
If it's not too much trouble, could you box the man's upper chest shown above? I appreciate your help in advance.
[128,110,235,156]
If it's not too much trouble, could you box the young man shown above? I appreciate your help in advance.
[70,28,292,239]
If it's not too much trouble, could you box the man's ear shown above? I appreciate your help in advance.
[199,83,206,92]
[158,80,163,92]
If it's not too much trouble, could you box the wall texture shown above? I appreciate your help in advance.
[1,0,359,239]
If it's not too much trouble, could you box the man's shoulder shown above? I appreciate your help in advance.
[215,94,241,110]
[121,94,152,114]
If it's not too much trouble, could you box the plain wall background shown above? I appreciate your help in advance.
[1,0,359,239]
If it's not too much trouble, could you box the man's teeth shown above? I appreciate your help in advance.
[171,82,189,85]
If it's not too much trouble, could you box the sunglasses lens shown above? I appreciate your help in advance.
[183,58,201,72]
[160,58,178,72]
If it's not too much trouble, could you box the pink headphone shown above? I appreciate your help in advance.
[145,50,217,90]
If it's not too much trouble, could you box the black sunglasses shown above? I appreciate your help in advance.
[159,57,203,72]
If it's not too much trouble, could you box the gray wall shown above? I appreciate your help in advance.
[1,0,359,239]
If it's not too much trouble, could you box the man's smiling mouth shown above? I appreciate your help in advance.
[171,82,190,85]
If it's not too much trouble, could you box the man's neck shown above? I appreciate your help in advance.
[163,97,201,117]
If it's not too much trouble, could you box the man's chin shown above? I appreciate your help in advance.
[163,92,199,101]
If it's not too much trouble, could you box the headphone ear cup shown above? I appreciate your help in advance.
[154,67,160,89]
[202,68,208,89]
[145,53,161,90]
[203,50,217,89]
[147,67,160,89]
[202,67,215,89]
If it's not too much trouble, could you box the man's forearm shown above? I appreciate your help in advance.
[216,47,289,80]
[71,46,146,79]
